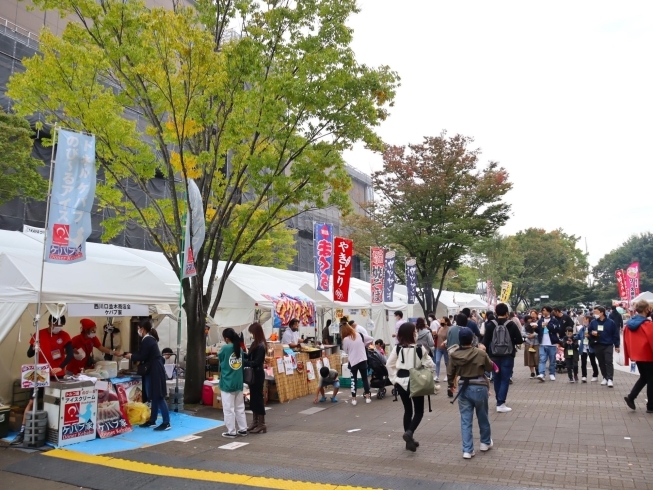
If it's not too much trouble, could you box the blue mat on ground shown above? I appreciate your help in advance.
[2,412,223,455]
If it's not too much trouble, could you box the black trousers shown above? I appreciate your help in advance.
[581,352,598,378]
[249,373,266,416]
[396,384,424,434]
[594,344,614,380]
[565,358,578,379]
[628,361,653,410]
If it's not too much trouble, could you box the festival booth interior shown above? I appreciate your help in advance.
[0,250,180,403]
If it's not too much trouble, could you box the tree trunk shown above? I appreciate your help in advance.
[183,280,206,404]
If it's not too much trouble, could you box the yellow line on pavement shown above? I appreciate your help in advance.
[44,449,383,490]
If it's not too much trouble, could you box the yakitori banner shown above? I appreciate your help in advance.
[333,237,353,302]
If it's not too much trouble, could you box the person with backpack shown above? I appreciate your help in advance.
[482,303,523,413]
[386,322,437,452]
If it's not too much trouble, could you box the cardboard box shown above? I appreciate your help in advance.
[212,385,223,409]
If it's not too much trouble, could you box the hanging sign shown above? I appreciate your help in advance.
[67,303,149,317]
[405,258,417,305]
[370,247,385,304]
[314,223,334,292]
[45,129,96,264]
[333,237,353,302]
[21,364,51,388]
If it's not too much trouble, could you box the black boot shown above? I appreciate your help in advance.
[10,432,24,446]
[402,430,417,452]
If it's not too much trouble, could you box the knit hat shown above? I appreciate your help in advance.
[458,327,474,346]
[80,318,96,330]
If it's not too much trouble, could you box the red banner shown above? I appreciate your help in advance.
[333,237,353,302]
[615,269,629,301]
[626,262,640,304]
[370,247,385,304]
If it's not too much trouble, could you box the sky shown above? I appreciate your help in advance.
[342,1,653,266]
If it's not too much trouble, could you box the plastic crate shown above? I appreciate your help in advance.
[338,376,363,389]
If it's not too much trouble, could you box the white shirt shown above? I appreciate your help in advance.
[394,319,406,344]
[282,328,300,346]
[540,318,552,346]
[342,332,374,366]
[430,319,441,333]
[355,324,369,337]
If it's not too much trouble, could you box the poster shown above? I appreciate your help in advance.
[21,364,50,388]
[405,258,417,305]
[335,308,344,319]
[370,247,385,304]
[96,381,132,438]
[306,361,316,381]
[263,293,316,329]
[383,250,396,302]
[284,356,294,375]
[114,378,144,405]
[276,358,284,373]
[322,357,330,369]
[314,223,334,292]
[333,236,353,302]
[60,387,97,443]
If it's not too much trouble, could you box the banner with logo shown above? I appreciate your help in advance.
[333,237,353,302]
[383,250,396,303]
[45,129,96,264]
[370,247,385,304]
[615,269,629,302]
[313,223,333,292]
[626,262,640,304]
[262,293,316,328]
[183,179,206,279]
[499,281,512,304]
[405,258,417,305]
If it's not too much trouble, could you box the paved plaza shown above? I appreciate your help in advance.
[2,364,653,490]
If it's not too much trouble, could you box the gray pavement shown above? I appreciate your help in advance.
[2,363,653,489]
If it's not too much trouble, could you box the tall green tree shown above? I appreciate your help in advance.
[0,109,48,205]
[348,132,511,313]
[474,229,589,310]
[8,0,398,402]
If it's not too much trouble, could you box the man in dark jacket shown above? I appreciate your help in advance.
[482,303,523,413]
[588,306,620,387]
[461,308,482,341]
[536,306,562,382]
[553,307,575,333]
[610,307,624,333]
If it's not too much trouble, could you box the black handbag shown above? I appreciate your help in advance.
[243,366,254,385]
[137,361,149,376]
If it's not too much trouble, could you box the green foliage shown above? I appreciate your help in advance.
[474,228,590,309]
[0,109,48,205]
[7,0,398,402]
[593,233,653,305]
[444,266,479,294]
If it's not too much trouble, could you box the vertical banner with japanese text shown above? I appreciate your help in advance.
[313,223,333,292]
[333,237,353,302]
[45,129,96,264]
[183,180,205,279]
[627,262,640,304]
[499,281,512,303]
[615,269,629,302]
[370,247,385,304]
[383,250,396,302]
[405,258,417,305]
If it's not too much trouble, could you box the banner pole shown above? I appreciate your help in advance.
[175,193,187,413]
[32,126,58,426]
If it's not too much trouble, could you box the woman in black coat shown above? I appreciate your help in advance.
[244,322,267,434]
[121,319,170,431]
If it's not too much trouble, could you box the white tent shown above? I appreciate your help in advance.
[630,291,653,303]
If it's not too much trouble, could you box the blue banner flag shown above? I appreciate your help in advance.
[314,223,333,292]
[383,250,396,302]
[405,258,417,305]
[45,129,96,264]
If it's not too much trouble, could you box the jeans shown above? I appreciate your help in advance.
[458,384,491,454]
[396,384,424,433]
[149,395,170,425]
[349,361,370,397]
[628,361,653,410]
[594,344,614,380]
[565,358,578,379]
[539,345,557,376]
[435,349,449,378]
[492,356,514,406]
[581,352,598,378]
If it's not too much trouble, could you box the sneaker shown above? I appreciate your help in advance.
[365,396,371,404]
[581,377,587,383]
[222,432,237,439]
[237,430,248,437]
[318,396,327,403]
[601,379,608,386]
[9,432,24,446]
[537,375,545,382]
[530,373,535,379]
[434,376,440,382]
[569,379,575,383]
[550,375,556,381]
[480,439,493,452]
[509,378,513,385]
[624,396,636,410]
[153,422,171,431]
[351,398,357,406]
[463,451,476,459]
[591,377,598,382]
[403,430,417,452]
[607,379,614,388]
[574,375,579,382]
[496,404,512,413]
[140,421,156,428]
[331,397,338,403]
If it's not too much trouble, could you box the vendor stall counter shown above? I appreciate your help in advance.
[43,380,98,447]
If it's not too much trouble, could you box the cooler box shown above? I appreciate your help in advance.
[44,380,98,447]
[202,381,215,406]
[0,405,9,439]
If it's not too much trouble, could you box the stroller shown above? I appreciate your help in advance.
[555,345,566,373]
[367,349,393,399]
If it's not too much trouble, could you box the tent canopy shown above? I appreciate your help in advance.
[630,291,653,304]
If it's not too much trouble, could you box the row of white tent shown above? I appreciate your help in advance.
[0,228,486,401]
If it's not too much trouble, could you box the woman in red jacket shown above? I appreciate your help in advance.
[623,300,653,412]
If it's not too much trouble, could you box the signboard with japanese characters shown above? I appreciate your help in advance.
[627,262,640,305]
[615,269,628,302]
[67,303,149,317]
[58,387,98,446]
[405,258,417,305]
[333,237,353,302]
[370,247,385,304]
[96,381,132,439]
[383,250,396,303]
[314,223,333,292]
[21,363,51,388]
[45,129,96,264]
